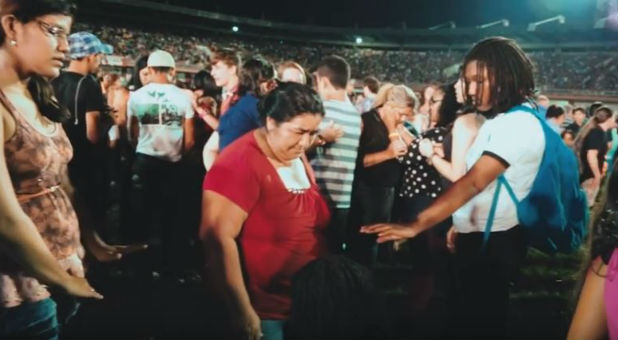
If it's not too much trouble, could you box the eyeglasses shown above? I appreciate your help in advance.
[36,20,68,41]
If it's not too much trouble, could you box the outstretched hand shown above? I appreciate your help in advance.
[61,275,103,300]
[85,232,148,262]
[360,223,418,243]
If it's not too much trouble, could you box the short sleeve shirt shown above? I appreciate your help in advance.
[127,83,194,162]
[580,127,608,182]
[203,132,331,320]
[453,104,545,233]
[52,72,107,167]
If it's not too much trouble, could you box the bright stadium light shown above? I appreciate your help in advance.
[355,36,363,44]
[527,15,565,32]
[428,21,456,30]
[232,25,239,32]
[476,19,509,29]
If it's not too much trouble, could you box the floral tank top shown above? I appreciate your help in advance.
[0,90,83,308]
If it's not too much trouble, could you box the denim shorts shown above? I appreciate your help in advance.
[0,298,59,339]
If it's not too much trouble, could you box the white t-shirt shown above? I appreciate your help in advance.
[128,83,194,162]
[453,104,545,233]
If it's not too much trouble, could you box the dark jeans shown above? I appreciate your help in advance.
[347,182,395,267]
[451,226,527,338]
[69,161,109,238]
[0,298,59,339]
[327,208,350,253]
[131,153,189,273]
[397,195,453,337]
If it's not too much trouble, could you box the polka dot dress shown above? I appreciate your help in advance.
[399,127,448,199]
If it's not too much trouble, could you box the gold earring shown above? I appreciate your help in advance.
[9,40,17,46]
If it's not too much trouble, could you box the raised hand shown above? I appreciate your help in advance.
[319,120,344,143]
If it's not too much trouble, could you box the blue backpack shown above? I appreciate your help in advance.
[484,105,588,254]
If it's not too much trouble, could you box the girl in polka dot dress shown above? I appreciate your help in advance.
[392,84,459,332]
[397,84,459,223]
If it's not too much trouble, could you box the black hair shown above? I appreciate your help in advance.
[588,101,603,118]
[193,70,220,99]
[314,55,351,90]
[435,82,460,128]
[257,82,324,125]
[572,106,586,115]
[545,105,565,119]
[590,156,618,267]
[285,255,387,339]
[363,76,380,94]
[129,54,149,90]
[461,37,535,116]
[561,129,575,140]
[0,0,76,44]
[238,55,275,97]
[0,0,76,123]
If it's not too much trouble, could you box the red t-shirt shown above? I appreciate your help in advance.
[202,132,331,320]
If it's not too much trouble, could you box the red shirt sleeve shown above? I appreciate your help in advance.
[203,147,260,213]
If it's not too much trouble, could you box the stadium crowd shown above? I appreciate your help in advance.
[75,22,618,92]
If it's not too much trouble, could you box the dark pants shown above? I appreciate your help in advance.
[69,160,109,238]
[131,153,188,273]
[397,195,453,337]
[347,182,395,267]
[0,298,59,339]
[327,208,350,254]
[451,226,527,338]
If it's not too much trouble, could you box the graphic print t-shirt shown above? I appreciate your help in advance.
[127,83,194,162]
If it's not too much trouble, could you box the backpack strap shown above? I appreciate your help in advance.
[483,178,503,247]
[483,174,519,248]
[499,175,518,205]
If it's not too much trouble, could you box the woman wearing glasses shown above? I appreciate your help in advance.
[200,83,330,340]
[0,0,102,338]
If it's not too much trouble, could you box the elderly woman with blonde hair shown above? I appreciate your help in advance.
[347,84,418,267]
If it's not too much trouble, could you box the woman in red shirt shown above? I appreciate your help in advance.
[200,82,330,340]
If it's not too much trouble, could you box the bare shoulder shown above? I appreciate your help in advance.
[454,113,478,131]
[0,103,15,143]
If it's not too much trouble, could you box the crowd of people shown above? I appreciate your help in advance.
[74,22,618,93]
[1,0,618,339]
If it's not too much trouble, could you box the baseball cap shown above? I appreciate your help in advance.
[69,32,113,59]
[147,50,176,68]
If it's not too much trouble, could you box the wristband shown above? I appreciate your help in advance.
[388,132,400,139]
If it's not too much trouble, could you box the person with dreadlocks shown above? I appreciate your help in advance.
[362,37,544,337]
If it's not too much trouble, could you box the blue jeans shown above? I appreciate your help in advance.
[0,298,59,339]
[261,319,285,340]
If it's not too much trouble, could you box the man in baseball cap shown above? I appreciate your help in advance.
[51,31,115,249]
[127,49,195,274]
[68,31,114,59]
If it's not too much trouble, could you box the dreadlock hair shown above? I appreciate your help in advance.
[461,37,535,117]
[285,255,387,339]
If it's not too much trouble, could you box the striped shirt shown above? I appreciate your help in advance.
[311,99,362,208]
